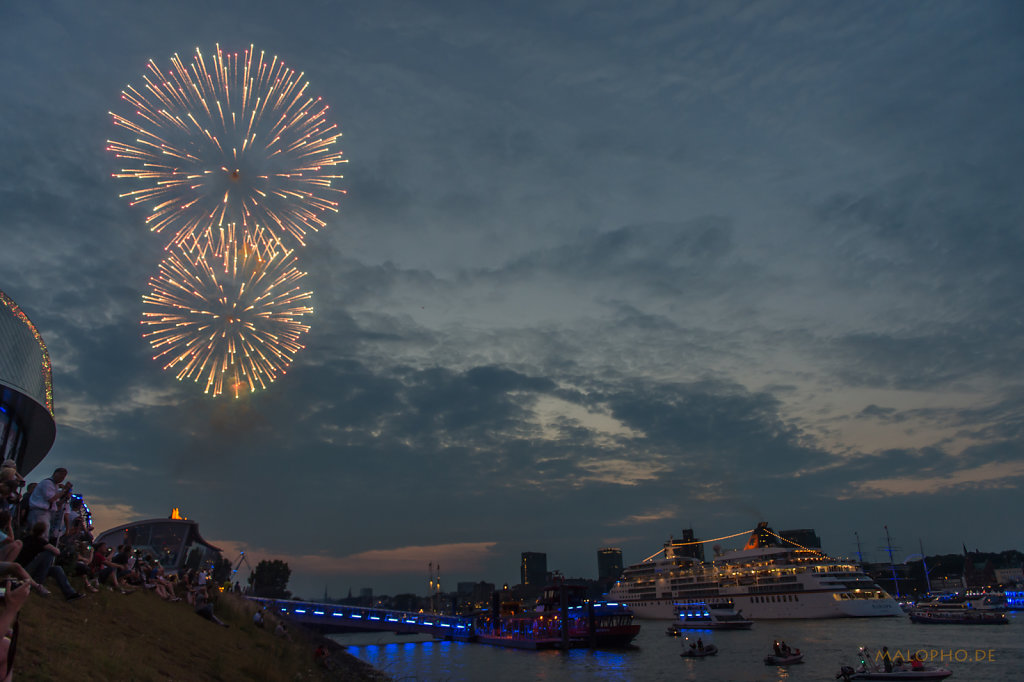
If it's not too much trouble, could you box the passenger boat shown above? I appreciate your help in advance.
[475,578,640,649]
[535,578,640,647]
[908,592,1009,624]
[665,600,753,634]
[608,522,902,619]
[908,603,1008,624]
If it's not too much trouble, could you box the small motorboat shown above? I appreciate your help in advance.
[765,640,803,665]
[836,647,952,681]
[681,643,718,658]
[765,652,804,665]
[835,665,952,680]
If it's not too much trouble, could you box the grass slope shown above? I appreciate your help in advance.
[15,587,387,681]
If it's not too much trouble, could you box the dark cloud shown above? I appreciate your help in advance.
[2,1,1022,596]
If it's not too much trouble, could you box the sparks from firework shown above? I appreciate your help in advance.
[108,44,346,249]
[141,225,313,398]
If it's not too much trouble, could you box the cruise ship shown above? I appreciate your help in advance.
[607,523,903,619]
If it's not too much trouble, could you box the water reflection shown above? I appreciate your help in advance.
[337,617,1020,682]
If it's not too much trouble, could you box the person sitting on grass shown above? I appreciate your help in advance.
[111,544,138,583]
[15,522,84,601]
[0,483,18,519]
[144,559,178,601]
[194,583,229,627]
[88,542,132,594]
[59,516,90,553]
[71,541,100,592]
[182,569,197,605]
[185,569,206,606]
[0,460,23,487]
[0,513,21,564]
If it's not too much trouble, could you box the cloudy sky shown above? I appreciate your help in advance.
[2,1,1023,598]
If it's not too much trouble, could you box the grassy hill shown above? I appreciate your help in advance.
[15,586,388,681]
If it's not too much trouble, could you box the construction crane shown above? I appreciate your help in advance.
[231,550,255,591]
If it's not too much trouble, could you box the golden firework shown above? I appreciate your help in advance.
[141,225,313,398]
[108,44,346,248]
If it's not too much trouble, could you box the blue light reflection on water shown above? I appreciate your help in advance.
[336,614,1023,682]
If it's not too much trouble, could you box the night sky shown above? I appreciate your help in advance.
[2,1,1023,598]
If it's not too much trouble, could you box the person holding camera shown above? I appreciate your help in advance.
[0,578,31,682]
[26,468,70,538]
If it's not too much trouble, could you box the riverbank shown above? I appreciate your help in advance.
[16,587,388,681]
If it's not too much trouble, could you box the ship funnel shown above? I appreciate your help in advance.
[744,522,772,550]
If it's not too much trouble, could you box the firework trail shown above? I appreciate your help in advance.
[141,225,314,398]
[108,44,346,248]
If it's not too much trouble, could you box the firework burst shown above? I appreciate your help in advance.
[108,44,346,248]
[141,225,313,398]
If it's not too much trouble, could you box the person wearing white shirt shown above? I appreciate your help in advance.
[27,468,69,536]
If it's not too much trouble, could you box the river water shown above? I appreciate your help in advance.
[334,612,1022,681]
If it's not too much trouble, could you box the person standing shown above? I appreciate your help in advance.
[27,469,69,537]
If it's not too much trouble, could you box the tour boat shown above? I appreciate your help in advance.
[665,600,753,634]
[475,578,640,649]
[907,592,1008,624]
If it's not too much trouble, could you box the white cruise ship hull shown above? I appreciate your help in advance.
[620,594,902,620]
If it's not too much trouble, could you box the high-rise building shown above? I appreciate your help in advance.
[520,551,547,587]
[780,528,822,549]
[597,547,623,582]
[671,528,706,561]
[0,290,56,475]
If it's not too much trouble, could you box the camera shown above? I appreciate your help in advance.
[0,579,24,599]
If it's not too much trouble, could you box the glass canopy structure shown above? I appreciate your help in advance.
[0,290,55,475]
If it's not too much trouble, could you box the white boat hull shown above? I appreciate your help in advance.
[611,588,903,620]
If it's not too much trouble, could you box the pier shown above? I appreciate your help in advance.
[249,597,475,639]
[249,595,640,649]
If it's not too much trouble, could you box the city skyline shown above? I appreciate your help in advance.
[1,1,1022,597]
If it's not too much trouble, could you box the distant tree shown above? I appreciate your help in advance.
[392,593,419,612]
[212,556,233,585]
[252,559,292,599]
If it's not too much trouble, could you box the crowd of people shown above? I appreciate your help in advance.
[0,463,234,679]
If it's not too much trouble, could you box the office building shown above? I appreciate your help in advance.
[597,547,623,582]
[520,551,547,587]
[780,528,822,549]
